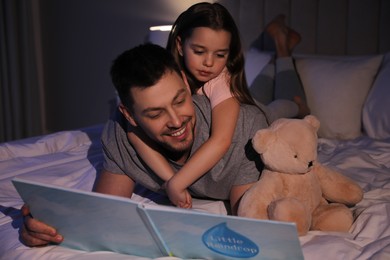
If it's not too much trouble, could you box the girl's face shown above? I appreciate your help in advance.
[177,27,231,83]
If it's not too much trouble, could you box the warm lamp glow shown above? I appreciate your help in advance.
[147,25,172,47]
[149,25,172,31]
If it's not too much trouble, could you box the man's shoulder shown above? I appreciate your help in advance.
[192,95,210,110]
[101,108,127,144]
[237,103,269,133]
[241,103,268,120]
[192,95,212,126]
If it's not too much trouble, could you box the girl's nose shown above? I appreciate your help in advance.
[203,54,213,67]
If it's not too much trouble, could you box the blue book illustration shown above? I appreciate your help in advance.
[13,178,303,259]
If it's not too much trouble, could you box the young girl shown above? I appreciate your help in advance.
[127,2,253,208]
[128,3,307,208]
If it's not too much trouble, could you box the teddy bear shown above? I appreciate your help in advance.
[238,115,363,236]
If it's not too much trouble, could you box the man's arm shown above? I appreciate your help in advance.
[21,170,135,247]
[93,170,135,198]
[230,182,256,215]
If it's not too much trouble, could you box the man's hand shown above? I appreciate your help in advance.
[20,205,63,246]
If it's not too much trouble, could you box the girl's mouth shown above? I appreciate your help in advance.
[198,70,212,77]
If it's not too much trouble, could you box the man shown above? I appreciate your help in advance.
[21,44,268,246]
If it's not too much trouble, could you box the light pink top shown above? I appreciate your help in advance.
[196,68,233,109]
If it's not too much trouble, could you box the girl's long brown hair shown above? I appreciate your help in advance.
[166,2,256,106]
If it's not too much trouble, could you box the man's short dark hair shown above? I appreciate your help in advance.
[110,44,181,109]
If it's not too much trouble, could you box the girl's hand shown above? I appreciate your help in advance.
[165,179,192,208]
[178,189,192,208]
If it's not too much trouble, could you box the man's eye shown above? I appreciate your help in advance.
[175,98,185,105]
[146,113,161,119]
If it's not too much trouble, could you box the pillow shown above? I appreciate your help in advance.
[362,52,390,139]
[295,55,383,140]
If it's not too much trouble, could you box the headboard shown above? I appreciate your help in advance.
[235,0,390,55]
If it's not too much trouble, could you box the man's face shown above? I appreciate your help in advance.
[126,71,196,155]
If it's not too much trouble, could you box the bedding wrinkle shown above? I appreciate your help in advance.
[0,205,20,226]
[0,127,103,161]
[300,233,361,260]
[297,133,390,259]
[1,153,94,180]
[317,137,390,190]
[350,204,390,257]
[0,126,108,260]
[358,236,390,260]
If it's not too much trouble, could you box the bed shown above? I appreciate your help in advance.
[2,0,390,259]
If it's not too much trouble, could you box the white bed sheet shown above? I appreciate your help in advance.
[1,125,389,259]
[302,137,390,259]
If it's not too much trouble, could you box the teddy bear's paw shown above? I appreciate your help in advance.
[268,198,311,236]
[311,203,353,232]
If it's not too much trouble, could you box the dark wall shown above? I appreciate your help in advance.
[39,0,230,132]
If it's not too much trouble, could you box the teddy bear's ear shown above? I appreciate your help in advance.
[303,115,320,132]
[252,129,275,154]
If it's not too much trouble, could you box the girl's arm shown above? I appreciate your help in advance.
[128,130,193,208]
[166,96,240,202]
[127,131,175,182]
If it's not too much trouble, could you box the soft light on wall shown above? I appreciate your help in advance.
[147,25,172,47]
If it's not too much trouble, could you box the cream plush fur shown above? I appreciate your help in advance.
[238,115,363,235]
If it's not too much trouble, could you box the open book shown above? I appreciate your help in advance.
[13,178,303,259]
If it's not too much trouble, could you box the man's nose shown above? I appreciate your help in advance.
[167,110,182,128]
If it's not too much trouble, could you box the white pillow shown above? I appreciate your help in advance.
[362,52,390,139]
[295,55,383,140]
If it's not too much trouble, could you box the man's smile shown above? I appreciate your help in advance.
[170,126,187,137]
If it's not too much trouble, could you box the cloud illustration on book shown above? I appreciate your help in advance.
[202,222,259,258]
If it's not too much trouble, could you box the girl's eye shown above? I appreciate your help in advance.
[217,51,230,58]
[193,50,204,55]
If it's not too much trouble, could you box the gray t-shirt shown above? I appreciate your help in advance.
[101,95,267,200]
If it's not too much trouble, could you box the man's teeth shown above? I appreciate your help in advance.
[171,127,186,137]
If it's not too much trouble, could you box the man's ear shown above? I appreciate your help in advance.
[176,36,183,56]
[118,103,137,127]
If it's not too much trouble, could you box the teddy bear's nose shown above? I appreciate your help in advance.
[308,161,313,168]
